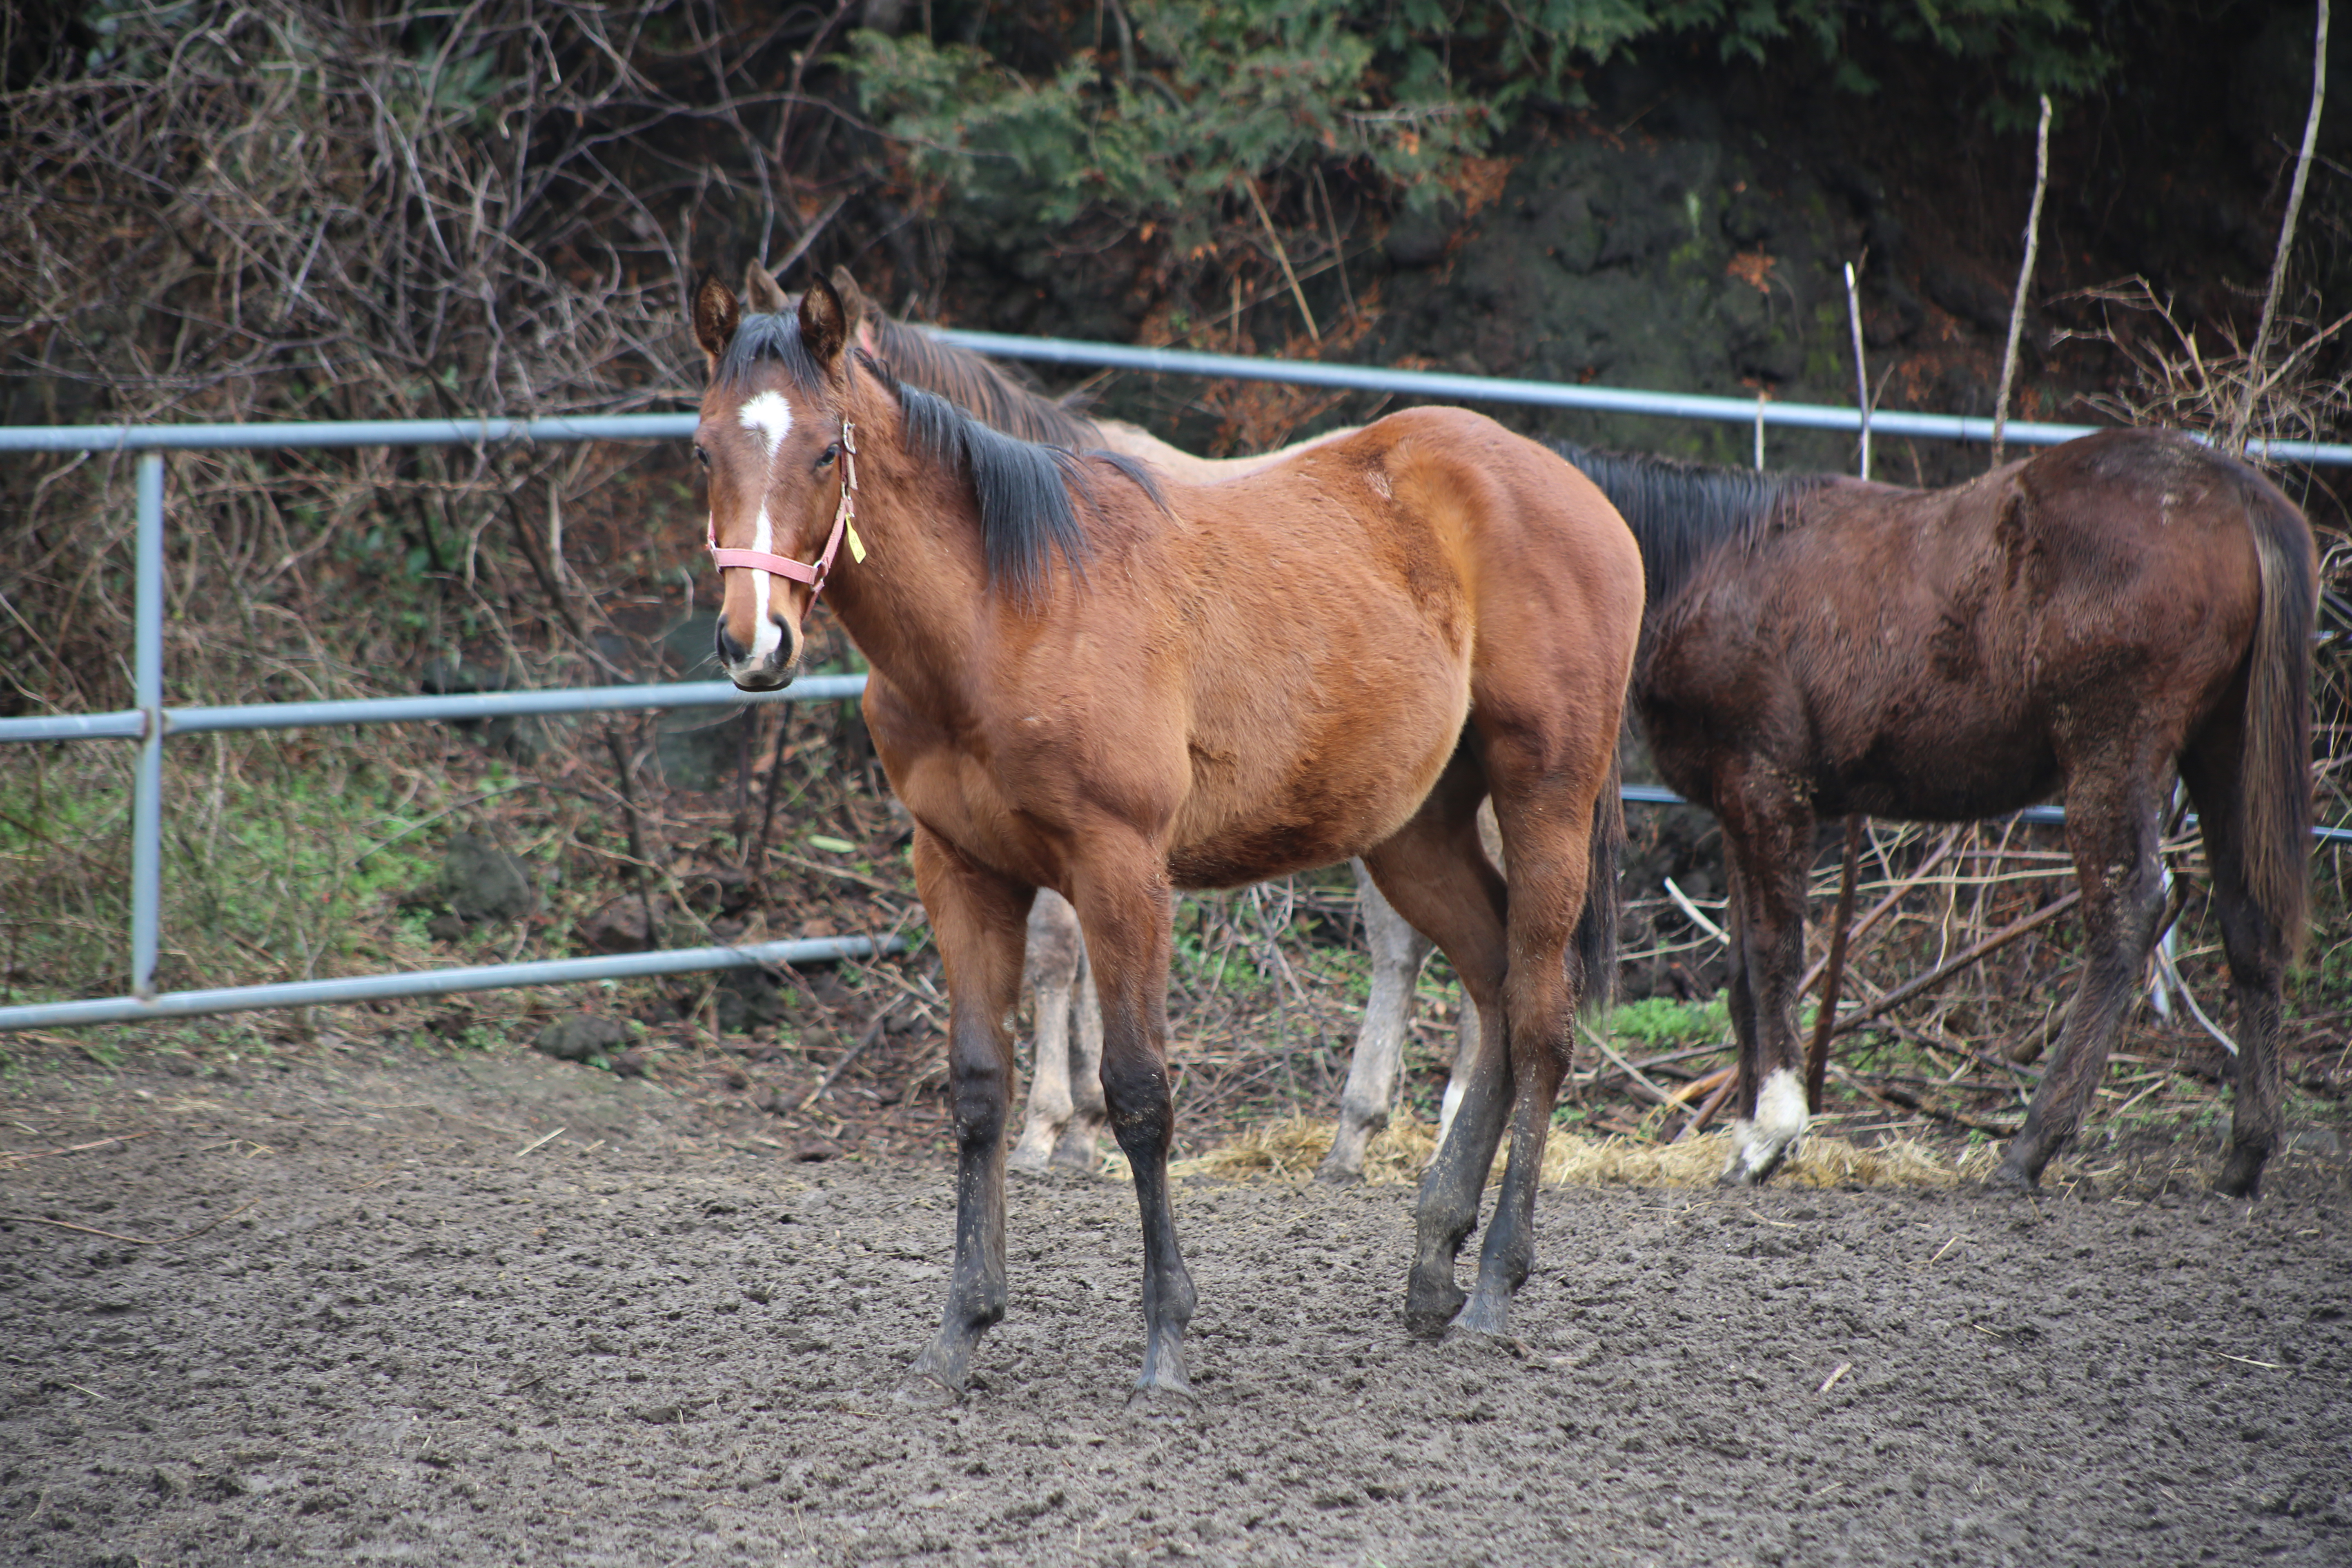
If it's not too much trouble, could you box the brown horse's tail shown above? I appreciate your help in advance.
[2239,474,2317,961]
[1572,748,1626,1018]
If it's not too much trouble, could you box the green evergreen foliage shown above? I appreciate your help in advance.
[847,0,2111,247]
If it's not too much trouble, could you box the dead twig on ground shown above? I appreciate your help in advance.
[3,1196,262,1247]
[0,1131,153,1167]
[795,997,900,1111]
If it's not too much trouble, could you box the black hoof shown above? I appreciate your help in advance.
[2216,1147,2266,1199]
[1403,1276,1467,1338]
[1985,1160,2039,1195]
[1446,1292,1515,1341]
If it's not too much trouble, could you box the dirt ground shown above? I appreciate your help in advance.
[3,1038,2350,1568]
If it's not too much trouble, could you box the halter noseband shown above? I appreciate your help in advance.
[705,419,864,618]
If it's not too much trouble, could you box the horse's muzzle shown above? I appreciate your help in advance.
[716,617,799,691]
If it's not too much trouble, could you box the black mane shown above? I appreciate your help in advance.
[863,313,1104,450]
[715,310,826,392]
[893,383,1161,604]
[1547,440,1832,610]
[714,307,1152,602]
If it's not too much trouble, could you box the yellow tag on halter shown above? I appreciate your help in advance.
[846,523,867,564]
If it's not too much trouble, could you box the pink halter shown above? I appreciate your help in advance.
[706,419,859,619]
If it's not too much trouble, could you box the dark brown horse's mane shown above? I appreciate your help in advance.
[1546,440,1833,611]
[860,311,1105,450]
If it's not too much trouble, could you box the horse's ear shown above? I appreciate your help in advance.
[743,261,790,316]
[828,266,873,343]
[691,275,739,370]
[799,273,850,372]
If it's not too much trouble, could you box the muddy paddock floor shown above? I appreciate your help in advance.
[3,1041,2350,1567]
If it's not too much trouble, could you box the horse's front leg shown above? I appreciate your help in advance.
[904,828,1033,1394]
[1318,860,1435,1183]
[1067,849,1195,1397]
[1715,784,1815,1186]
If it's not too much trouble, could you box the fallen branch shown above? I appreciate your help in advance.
[2234,0,2331,452]
[795,997,900,1111]
[0,1131,153,1168]
[1798,827,1963,995]
[1830,890,2082,1037]
[1991,94,2054,467]
[1671,1066,1741,1143]
[1838,1069,2019,1138]
[1577,1019,1677,1107]
[2,1196,262,1248]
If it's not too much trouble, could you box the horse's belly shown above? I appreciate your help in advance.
[1165,688,1467,889]
[1841,742,2060,820]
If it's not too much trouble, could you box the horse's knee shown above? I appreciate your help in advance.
[949,1056,1011,1142]
[1100,1057,1169,1118]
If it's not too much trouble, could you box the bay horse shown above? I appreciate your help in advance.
[820,270,1481,1183]
[1555,434,2315,1196]
[692,271,1643,1394]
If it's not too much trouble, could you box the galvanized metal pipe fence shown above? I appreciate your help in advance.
[3,337,2345,1033]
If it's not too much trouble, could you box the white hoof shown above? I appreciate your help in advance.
[1720,1067,1808,1185]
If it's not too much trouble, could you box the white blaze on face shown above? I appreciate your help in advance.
[747,505,784,661]
[729,390,796,666]
[737,390,795,462]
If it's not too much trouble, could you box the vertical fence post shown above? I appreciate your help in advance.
[130,453,165,1000]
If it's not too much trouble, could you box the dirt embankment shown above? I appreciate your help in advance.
[3,1041,2349,1566]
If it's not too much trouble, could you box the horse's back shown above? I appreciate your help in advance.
[1305,406,1645,708]
[1639,427,2288,822]
[1140,408,1640,882]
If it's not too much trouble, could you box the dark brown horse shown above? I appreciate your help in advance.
[1558,434,2314,1195]
[691,271,1644,1394]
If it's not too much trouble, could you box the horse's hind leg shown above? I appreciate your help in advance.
[1994,774,2169,1192]
[1053,949,1107,1170]
[1010,891,1087,1175]
[905,826,1033,1394]
[1362,755,1510,1336]
[2181,729,2291,1198]
[1318,860,1435,1184]
[1451,742,1601,1337]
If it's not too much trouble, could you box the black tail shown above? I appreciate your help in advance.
[2238,468,2317,960]
[1572,749,1625,1018]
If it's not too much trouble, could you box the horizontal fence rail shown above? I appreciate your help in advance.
[0,935,906,1033]
[932,330,2352,468]
[2,336,2345,1033]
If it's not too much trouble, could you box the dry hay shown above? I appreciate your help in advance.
[1131,1115,2026,1191]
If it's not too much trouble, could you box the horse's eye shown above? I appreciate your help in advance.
[693,445,710,468]
[817,442,841,468]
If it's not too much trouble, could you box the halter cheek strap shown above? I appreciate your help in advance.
[706,419,862,619]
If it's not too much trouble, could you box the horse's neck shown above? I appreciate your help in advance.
[819,392,991,716]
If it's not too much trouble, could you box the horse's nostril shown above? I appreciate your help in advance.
[715,622,748,665]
